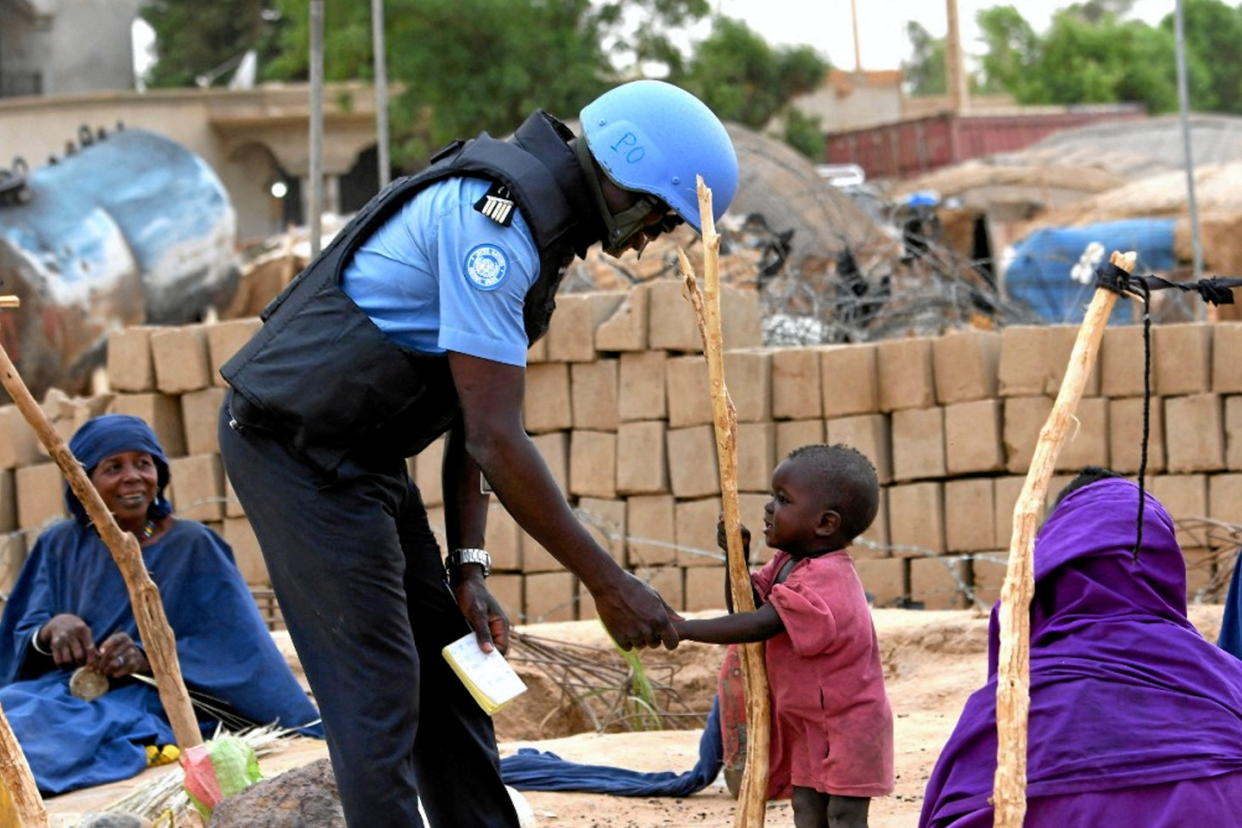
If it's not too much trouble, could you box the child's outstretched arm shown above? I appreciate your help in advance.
[674,604,784,645]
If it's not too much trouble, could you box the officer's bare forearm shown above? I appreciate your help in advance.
[442,418,488,553]
[675,604,784,644]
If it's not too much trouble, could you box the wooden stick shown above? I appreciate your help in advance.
[0,340,204,750]
[0,699,47,827]
[992,250,1135,825]
[678,176,770,828]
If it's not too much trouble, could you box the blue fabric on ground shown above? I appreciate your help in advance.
[0,519,322,794]
[501,694,723,796]
[1218,551,1242,660]
[1005,219,1176,323]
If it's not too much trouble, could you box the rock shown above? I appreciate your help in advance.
[76,815,150,828]
[209,758,344,827]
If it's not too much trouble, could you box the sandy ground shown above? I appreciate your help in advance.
[46,605,1225,826]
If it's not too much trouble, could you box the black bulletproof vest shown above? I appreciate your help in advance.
[221,111,599,473]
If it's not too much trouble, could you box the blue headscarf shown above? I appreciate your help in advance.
[65,415,173,525]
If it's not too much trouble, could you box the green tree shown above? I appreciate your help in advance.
[783,109,826,161]
[141,0,283,88]
[1159,0,1242,113]
[975,5,1039,96]
[903,21,946,96]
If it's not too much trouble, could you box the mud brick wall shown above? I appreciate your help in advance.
[2,287,1238,624]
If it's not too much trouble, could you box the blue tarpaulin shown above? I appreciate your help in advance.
[1004,219,1177,324]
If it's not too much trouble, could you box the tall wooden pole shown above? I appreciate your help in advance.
[308,0,325,257]
[945,0,969,112]
[1174,0,1204,294]
[0,705,46,827]
[850,0,863,73]
[678,178,771,828]
[371,0,391,190]
[992,251,1135,825]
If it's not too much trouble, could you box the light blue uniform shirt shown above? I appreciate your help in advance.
[341,176,540,367]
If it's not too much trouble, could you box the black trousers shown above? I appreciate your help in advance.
[219,398,519,827]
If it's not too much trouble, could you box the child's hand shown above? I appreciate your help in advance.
[716,515,751,563]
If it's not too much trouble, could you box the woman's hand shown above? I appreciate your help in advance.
[39,614,97,668]
[97,632,150,678]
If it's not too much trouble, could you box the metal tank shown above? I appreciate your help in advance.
[0,125,239,397]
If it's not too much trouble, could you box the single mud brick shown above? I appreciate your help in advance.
[721,286,763,349]
[821,344,879,418]
[675,496,723,568]
[971,553,1008,608]
[223,518,269,585]
[0,469,14,533]
[910,556,969,610]
[524,571,576,623]
[737,422,776,494]
[771,348,823,420]
[1056,396,1109,472]
[576,577,597,620]
[1149,474,1208,548]
[684,566,727,612]
[615,421,668,495]
[107,325,163,393]
[531,432,569,495]
[825,414,891,484]
[647,279,700,352]
[1183,548,1216,603]
[524,363,572,433]
[1042,474,1076,513]
[520,533,559,573]
[578,497,626,564]
[725,349,772,423]
[484,503,522,572]
[998,326,1047,397]
[488,574,524,621]
[877,337,935,411]
[932,330,1000,404]
[545,292,624,363]
[109,393,186,457]
[776,420,826,463]
[527,336,548,363]
[17,463,63,529]
[205,318,261,388]
[618,351,667,422]
[626,494,677,567]
[224,472,244,518]
[0,532,25,595]
[1164,394,1225,472]
[414,436,445,507]
[150,324,212,394]
[0,405,42,470]
[890,407,945,482]
[571,359,619,431]
[1045,325,1099,396]
[1003,396,1053,473]
[854,487,889,555]
[1100,325,1149,398]
[944,478,996,552]
[1212,323,1242,393]
[1228,396,1242,470]
[1108,397,1166,474]
[854,558,907,607]
[595,284,649,352]
[636,565,686,612]
[737,492,773,564]
[667,426,719,499]
[1154,322,1212,397]
[1208,473,1242,531]
[168,454,224,522]
[887,481,945,556]
[1215,550,1238,603]
[993,476,1027,549]
[944,399,1005,475]
[180,386,226,457]
[665,356,712,428]
[569,430,617,499]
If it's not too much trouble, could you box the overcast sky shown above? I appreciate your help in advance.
[710,0,1174,70]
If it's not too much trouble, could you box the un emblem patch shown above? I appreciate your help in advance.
[464,244,509,291]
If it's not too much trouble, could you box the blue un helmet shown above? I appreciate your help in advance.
[578,80,738,252]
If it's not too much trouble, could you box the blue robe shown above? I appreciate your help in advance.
[0,518,321,794]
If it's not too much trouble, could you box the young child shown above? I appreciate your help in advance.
[674,444,894,828]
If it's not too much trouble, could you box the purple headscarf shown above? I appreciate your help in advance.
[65,414,173,525]
[920,477,1242,827]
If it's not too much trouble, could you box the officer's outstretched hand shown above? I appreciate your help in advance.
[594,571,681,651]
[452,575,512,656]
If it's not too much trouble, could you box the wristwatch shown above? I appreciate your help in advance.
[446,547,491,578]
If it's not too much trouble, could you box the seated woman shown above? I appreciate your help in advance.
[920,468,1242,827]
[0,414,320,795]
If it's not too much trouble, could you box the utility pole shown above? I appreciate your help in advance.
[850,0,863,73]
[1175,0,1204,287]
[309,0,325,257]
[371,0,391,190]
[945,0,969,112]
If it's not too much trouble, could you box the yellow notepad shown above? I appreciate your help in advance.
[442,632,528,715]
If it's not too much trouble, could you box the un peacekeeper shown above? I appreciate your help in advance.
[217,80,738,827]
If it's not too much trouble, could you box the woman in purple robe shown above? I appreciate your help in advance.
[921,469,1242,827]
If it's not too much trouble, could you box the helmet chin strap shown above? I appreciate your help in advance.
[574,139,658,257]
